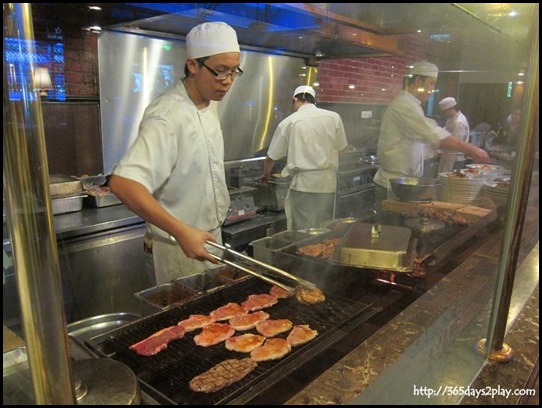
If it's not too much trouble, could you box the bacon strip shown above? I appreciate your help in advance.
[129,325,185,356]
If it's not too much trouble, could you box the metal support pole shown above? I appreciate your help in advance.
[477,7,539,362]
[3,3,75,404]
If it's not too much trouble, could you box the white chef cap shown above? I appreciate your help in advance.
[186,22,240,59]
[439,97,457,111]
[408,61,439,78]
[293,85,316,98]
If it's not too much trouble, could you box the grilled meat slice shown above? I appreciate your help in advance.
[129,325,185,356]
[229,311,270,331]
[241,293,278,312]
[225,333,266,353]
[189,358,258,393]
[178,314,215,332]
[250,338,292,361]
[209,302,247,321]
[287,324,318,347]
[295,286,326,305]
[269,285,293,299]
[194,323,235,347]
[256,319,293,337]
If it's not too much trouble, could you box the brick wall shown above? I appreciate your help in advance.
[317,34,432,105]
[32,4,99,98]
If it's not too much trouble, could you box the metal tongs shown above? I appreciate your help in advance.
[205,240,317,293]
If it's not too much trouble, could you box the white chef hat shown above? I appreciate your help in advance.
[408,61,439,78]
[439,97,457,111]
[293,85,316,98]
[186,22,240,59]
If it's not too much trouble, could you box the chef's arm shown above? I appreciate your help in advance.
[439,136,490,163]
[108,175,218,263]
[260,156,275,183]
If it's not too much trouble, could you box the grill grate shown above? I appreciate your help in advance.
[87,278,376,405]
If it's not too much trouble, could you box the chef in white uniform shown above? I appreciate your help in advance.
[437,97,470,173]
[373,61,489,212]
[109,22,242,284]
[261,86,348,230]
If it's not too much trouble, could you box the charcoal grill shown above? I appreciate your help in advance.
[86,277,379,405]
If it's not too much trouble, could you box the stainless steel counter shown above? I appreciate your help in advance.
[221,211,287,249]
[54,205,144,240]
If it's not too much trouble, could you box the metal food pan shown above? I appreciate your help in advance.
[67,312,140,344]
[83,192,122,207]
[204,264,251,282]
[134,283,199,315]
[51,194,85,215]
[49,174,82,197]
[331,224,416,272]
[175,272,229,293]
[250,230,309,264]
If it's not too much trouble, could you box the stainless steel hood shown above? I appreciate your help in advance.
[100,3,408,59]
[91,3,534,69]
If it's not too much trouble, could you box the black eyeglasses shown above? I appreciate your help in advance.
[198,60,243,80]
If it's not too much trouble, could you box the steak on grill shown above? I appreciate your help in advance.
[129,325,185,356]
[189,358,258,393]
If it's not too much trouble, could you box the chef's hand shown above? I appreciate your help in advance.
[470,146,490,164]
[260,172,270,183]
[171,227,219,264]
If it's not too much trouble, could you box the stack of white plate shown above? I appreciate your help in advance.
[483,179,510,207]
[438,172,486,205]
[464,164,507,181]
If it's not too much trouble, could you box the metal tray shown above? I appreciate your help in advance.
[134,283,199,316]
[83,192,122,207]
[67,312,141,344]
[51,194,85,215]
[250,230,309,264]
[331,224,416,272]
[175,272,230,293]
[49,174,82,197]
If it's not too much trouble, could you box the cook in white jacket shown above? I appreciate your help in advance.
[261,86,348,230]
[437,97,470,173]
[373,61,489,211]
[109,22,242,284]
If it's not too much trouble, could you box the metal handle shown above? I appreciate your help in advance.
[205,240,316,289]
[208,253,294,293]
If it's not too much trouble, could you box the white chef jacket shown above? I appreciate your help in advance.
[438,110,470,173]
[267,104,348,193]
[113,80,230,283]
[374,91,450,189]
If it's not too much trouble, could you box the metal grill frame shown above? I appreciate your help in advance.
[86,278,378,405]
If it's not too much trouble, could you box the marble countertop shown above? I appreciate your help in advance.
[286,186,539,405]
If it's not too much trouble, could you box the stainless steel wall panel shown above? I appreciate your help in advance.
[98,31,307,174]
